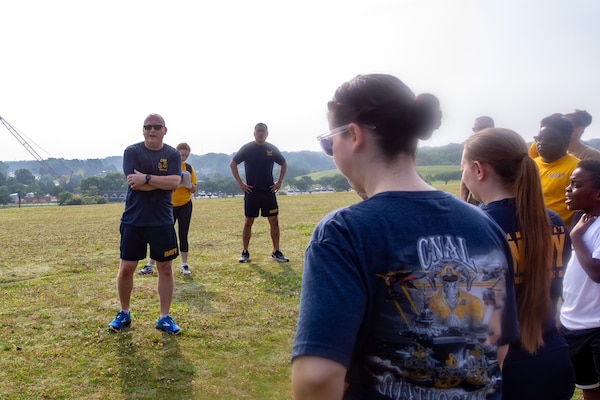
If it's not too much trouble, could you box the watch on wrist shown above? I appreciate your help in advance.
[145,174,151,184]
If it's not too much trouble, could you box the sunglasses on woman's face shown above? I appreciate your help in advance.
[317,125,349,157]
[316,124,376,157]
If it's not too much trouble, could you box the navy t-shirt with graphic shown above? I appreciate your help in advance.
[293,191,519,400]
[121,142,181,227]
[232,142,285,192]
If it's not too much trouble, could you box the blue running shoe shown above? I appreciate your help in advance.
[108,311,131,332]
[156,315,181,334]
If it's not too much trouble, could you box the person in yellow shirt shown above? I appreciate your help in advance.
[529,113,564,158]
[140,142,197,276]
[530,110,600,161]
[533,115,579,226]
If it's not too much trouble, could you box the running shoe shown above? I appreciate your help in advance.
[156,315,181,334]
[271,250,290,262]
[181,265,191,275]
[238,250,251,263]
[108,311,131,332]
[139,264,154,275]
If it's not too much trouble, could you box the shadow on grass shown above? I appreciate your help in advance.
[116,332,196,399]
[173,279,218,314]
[249,263,301,297]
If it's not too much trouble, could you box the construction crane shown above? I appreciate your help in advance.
[0,115,70,180]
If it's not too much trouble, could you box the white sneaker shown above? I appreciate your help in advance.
[139,264,154,275]
[181,265,191,275]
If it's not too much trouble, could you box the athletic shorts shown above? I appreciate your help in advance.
[244,191,278,218]
[561,325,600,389]
[119,223,179,262]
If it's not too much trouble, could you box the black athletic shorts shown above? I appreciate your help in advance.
[120,223,179,262]
[244,191,278,218]
[561,325,600,389]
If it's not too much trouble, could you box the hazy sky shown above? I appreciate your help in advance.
[1,0,599,162]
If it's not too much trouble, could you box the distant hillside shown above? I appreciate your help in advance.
[0,150,335,179]
[416,139,600,166]
[416,143,463,165]
[3,139,600,179]
[185,150,336,178]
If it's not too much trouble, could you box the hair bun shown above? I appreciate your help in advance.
[414,93,442,140]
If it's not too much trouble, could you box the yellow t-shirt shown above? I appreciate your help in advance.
[530,141,600,161]
[534,154,580,226]
[528,141,539,158]
[172,162,197,207]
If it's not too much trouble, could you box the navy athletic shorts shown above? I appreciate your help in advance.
[561,325,600,389]
[119,223,179,262]
[244,191,278,218]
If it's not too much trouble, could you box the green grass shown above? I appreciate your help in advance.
[417,165,461,175]
[304,165,461,181]
[0,193,360,399]
[302,169,339,180]
[0,189,583,399]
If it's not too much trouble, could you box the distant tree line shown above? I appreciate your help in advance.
[0,169,354,207]
[0,146,464,206]
[422,170,463,185]
[415,143,463,166]
[10,139,599,206]
[1,150,337,182]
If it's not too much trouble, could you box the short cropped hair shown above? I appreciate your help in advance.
[255,122,268,131]
[540,114,573,140]
[578,159,600,189]
[475,116,495,128]
[565,109,592,128]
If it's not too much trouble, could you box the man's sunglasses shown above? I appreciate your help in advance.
[143,125,163,131]
[316,124,376,157]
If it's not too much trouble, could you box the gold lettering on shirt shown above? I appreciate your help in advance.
[158,159,168,172]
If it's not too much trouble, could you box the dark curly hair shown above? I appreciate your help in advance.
[578,159,600,189]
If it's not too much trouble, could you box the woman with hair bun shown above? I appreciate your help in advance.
[292,74,518,400]
[462,128,575,399]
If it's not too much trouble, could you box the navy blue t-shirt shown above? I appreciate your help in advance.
[480,198,570,321]
[232,142,285,192]
[480,198,575,400]
[293,191,519,400]
[121,142,182,226]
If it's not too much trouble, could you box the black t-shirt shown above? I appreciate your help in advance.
[232,142,285,192]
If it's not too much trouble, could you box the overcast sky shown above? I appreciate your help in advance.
[1,0,599,162]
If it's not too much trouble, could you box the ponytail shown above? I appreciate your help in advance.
[464,128,553,354]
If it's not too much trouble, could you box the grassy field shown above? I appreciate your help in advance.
[305,165,461,181]
[0,185,583,399]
